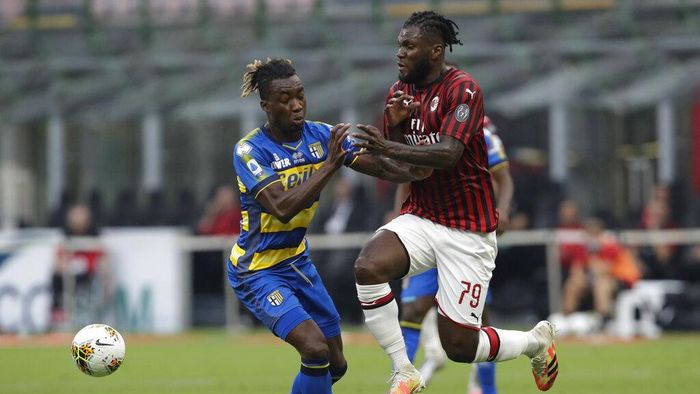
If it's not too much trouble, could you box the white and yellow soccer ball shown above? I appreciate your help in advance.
[71,324,126,377]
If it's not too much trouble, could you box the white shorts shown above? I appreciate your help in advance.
[379,214,497,329]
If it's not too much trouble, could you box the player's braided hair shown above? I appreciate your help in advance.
[403,11,463,52]
[241,58,296,99]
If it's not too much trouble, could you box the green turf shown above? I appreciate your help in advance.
[2,330,699,393]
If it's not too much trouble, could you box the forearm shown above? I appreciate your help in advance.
[496,176,513,216]
[492,168,514,216]
[382,140,458,169]
[272,165,338,222]
[352,155,421,183]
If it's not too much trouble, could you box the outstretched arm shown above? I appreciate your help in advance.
[352,124,464,170]
[255,124,351,223]
[349,153,433,183]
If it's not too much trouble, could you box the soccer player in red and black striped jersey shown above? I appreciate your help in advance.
[350,11,559,393]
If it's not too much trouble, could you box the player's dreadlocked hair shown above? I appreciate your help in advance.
[403,11,463,52]
[241,58,296,99]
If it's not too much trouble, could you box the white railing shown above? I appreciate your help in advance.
[177,228,700,330]
[2,227,698,333]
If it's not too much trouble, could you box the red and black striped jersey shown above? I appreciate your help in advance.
[384,67,498,232]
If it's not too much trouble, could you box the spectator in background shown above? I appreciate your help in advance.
[638,188,680,280]
[50,203,112,331]
[197,184,241,235]
[557,199,588,269]
[562,218,640,327]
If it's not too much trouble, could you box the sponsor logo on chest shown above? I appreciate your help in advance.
[406,118,440,146]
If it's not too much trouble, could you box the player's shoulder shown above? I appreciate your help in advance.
[304,120,333,141]
[305,120,332,132]
[389,80,406,94]
[445,68,481,89]
[234,127,265,156]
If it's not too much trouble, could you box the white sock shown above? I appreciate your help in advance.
[356,283,411,370]
[473,326,540,362]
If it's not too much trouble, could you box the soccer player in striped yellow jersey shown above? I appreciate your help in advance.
[230,58,431,394]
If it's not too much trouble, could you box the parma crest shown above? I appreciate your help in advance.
[309,142,324,159]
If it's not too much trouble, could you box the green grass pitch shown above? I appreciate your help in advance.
[1,330,698,393]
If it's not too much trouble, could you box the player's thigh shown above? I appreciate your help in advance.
[356,214,436,282]
[231,269,310,340]
[434,230,496,329]
[293,259,342,340]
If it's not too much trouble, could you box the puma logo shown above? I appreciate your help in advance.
[471,312,480,321]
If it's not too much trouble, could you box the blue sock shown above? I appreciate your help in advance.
[290,358,331,394]
[477,362,497,394]
[400,321,421,363]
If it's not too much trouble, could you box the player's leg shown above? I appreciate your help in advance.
[434,229,559,391]
[294,258,348,385]
[354,214,436,393]
[468,299,496,394]
[286,320,333,394]
[228,264,332,393]
[400,269,439,362]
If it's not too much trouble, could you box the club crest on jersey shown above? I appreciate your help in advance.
[309,142,324,159]
[455,104,470,123]
[267,290,284,306]
[430,96,439,112]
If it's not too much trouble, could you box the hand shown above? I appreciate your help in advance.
[351,124,389,155]
[409,166,433,180]
[385,90,420,127]
[327,123,351,169]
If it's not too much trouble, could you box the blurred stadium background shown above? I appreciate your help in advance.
[2,0,700,393]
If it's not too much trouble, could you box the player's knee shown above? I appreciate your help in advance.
[353,255,385,284]
[299,339,330,360]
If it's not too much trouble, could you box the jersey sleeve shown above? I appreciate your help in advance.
[485,132,509,170]
[440,79,484,146]
[233,141,280,198]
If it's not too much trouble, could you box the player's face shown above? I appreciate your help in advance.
[396,26,433,84]
[262,75,306,134]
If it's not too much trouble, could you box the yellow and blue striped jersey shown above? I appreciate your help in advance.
[230,121,359,274]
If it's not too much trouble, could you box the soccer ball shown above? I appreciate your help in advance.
[71,324,126,377]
